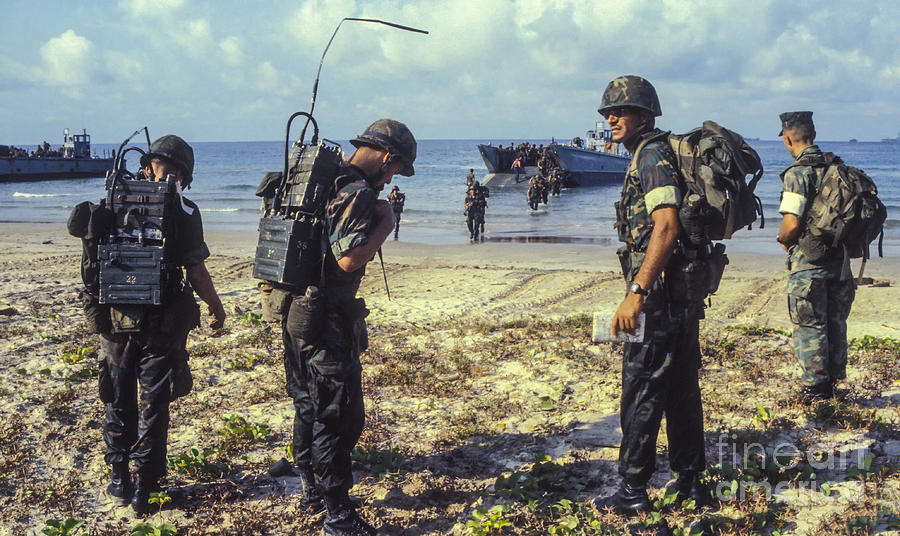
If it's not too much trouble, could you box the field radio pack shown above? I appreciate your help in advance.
[252,112,343,289]
[97,130,181,306]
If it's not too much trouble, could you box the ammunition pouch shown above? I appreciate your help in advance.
[707,243,728,294]
[286,285,324,342]
[616,246,645,281]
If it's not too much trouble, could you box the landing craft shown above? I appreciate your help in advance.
[0,129,116,181]
[478,119,630,188]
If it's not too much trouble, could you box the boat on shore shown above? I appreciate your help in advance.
[1,129,115,181]
[478,120,630,188]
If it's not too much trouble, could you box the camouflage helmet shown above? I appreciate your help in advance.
[350,118,417,176]
[140,134,195,187]
[598,75,662,117]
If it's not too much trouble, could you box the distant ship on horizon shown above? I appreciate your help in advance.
[881,132,900,143]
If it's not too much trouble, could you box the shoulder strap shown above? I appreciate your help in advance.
[626,130,672,178]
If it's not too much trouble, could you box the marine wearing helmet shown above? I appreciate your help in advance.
[140,135,195,188]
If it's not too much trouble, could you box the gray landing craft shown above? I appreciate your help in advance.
[1,129,115,181]
[477,120,630,188]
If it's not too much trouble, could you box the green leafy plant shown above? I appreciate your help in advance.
[42,518,86,536]
[849,335,900,351]
[751,405,774,427]
[148,490,172,512]
[227,355,255,371]
[217,414,269,451]
[351,445,405,479]
[466,504,511,536]
[725,324,790,336]
[60,346,94,365]
[131,522,177,536]
[166,447,228,477]
[240,311,265,326]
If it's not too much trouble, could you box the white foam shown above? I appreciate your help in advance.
[204,208,240,212]
[13,192,63,198]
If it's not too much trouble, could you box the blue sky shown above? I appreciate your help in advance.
[1,0,898,144]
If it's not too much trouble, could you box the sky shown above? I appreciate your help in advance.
[1,0,898,144]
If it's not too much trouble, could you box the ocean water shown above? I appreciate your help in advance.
[1,138,898,255]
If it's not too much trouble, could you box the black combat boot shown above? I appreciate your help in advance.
[107,461,133,506]
[299,469,325,515]
[323,492,377,536]
[665,472,711,507]
[593,480,651,517]
[131,476,161,515]
[799,382,834,404]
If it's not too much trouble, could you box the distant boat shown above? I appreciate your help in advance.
[478,120,629,188]
[849,138,858,144]
[1,129,115,181]
[881,132,900,144]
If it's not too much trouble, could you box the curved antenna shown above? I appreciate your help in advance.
[298,17,428,142]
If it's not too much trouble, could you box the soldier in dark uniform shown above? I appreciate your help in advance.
[776,111,856,402]
[465,168,476,188]
[387,185,406,239]
[282,119,416,535]
[594,76,708,515]
[68,135,227,514]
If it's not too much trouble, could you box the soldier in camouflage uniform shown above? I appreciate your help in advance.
[282,119,416,536]
[594,76,708,516]
[387,185,406,239]
[776,111,855,402]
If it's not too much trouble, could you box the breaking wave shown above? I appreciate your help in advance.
[13,192,65,198]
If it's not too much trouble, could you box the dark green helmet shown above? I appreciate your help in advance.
[140,134,195,187]
[350,118,417,177]
[598,75,662,117]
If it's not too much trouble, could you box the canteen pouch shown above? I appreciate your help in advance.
[286,285,324,342]
[79,289,111,334]
[269,287,294,317]
[707,243,729,295]
[110,304,144,333]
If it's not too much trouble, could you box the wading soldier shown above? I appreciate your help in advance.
[282,119,416,535]
[776,111,856,402]
[68,135,226,514]
[387,185,406,239]
[595,75,707,515]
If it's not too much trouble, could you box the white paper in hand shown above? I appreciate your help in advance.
[592,311,645,343]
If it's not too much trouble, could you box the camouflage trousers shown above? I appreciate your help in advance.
[618,294,706,486]
[283,293,367,495]
[787,267,856,388]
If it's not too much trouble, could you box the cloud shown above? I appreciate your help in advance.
[118,0,185,18]
[219,36,246,66]
[37,30,98,86]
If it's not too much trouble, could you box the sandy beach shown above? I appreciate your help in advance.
[0,222,898,535]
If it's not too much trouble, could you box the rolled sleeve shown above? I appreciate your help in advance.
[645,185,680,214]
[779,191,806,216]
[327,183,376,261]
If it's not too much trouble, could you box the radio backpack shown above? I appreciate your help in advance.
[786,153,886,263]
[252,112,343,290]
[666,120,765,243]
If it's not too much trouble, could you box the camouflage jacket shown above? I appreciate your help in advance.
[323,164,377,293]
[615,128,682,254]
[778,145,841,271]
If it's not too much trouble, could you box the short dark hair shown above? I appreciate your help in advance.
[785,124,815,144]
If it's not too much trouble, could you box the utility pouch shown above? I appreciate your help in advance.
[797,232,830,263]
[110,305,144,333]
[269,287,294,316]
[79,289,111,334]
[707,243,729,294]
[161,289,200,336]
[666,252,711,304]
[614,201,628,243]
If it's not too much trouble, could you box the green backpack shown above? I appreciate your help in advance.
[786,152,886,262]
[666,120,765,243]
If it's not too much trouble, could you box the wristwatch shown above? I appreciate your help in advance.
[628,281,649,296]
